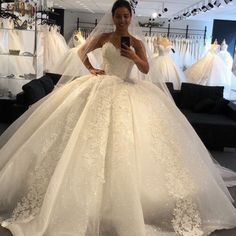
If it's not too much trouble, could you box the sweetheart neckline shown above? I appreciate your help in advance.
[102,41,120,51]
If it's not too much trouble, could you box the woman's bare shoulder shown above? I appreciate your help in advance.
[99,32,113,42]
[91,33,112,48]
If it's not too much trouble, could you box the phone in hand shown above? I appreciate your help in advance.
[121,36,130,48]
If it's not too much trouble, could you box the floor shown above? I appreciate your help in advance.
[0,124,236,235]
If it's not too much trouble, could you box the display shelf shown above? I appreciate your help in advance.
[0,27,35,32]
[0,75,36,80]
[0,53,36,57]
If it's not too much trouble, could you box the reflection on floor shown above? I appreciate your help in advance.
[0,124,236,235]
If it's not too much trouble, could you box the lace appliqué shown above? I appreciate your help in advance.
[6,93,88,223]
[172,198,202,236]
[143,91,204,236]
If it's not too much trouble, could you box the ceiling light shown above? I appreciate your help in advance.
[162,8,168,13]
[152,12,158,18]
[191,8,198,15]
[214,0,221,7]
[224,0,232,3]
[208,2,214,8]
[201,5,208,11]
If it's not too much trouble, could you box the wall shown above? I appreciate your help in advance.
[64,10,213,42]
[212,19,236,58]
[64,10,104,41]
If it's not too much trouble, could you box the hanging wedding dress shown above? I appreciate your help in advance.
[44,25,68,72]
[1,39,236,235]
[185,42,232,98]
[0,18,35,78]
[151,43,187,90]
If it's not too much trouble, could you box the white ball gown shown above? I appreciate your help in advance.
[1,42,236,236]
[184,46,231,98]
[151,44,186,90]
[218,48,233,71]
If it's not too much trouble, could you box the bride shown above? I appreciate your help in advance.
[1,0,236,235]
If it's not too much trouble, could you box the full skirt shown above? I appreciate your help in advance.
[0,75,236,236]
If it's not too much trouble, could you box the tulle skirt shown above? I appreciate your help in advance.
[0,75,236,236]
[151,55,186,90]
[185,52,232,99]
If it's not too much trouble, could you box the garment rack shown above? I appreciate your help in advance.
[77,18,97,30]
[142,23,207,44]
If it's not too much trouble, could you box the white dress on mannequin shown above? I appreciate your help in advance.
[1,42,236,236]
[218,40,233,70]
[152,44,186,90]
[185,43,231,99]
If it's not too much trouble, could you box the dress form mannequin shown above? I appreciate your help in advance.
[157,36,172,48]
[219,39,233,70]
[152,36,186,89]
[210,39,220,53]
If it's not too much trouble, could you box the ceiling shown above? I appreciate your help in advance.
[53,0,236,21]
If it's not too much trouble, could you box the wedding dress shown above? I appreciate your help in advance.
[151,44,186,90]
[1,42,236,236]
[218,48,233,70]
[0,18,35,78]
[185,45,232,99]
[44,25,68,72]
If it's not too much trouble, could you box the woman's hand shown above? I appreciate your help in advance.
[89,68,105,76]
[121,40,149,74]
[120,44,138,61]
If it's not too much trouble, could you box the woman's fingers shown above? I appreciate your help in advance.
[90,69,105,76]
[120,47,135,60]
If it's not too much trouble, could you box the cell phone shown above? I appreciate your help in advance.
[121,36,130,48]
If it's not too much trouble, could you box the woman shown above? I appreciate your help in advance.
[1,1,236,235]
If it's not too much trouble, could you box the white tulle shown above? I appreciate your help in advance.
[43,25,68,72]
[1,42,236,236]
[185,48,232,99]
[151,45,187,90]
[218,49,233,70]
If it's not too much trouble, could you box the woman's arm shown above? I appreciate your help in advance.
[78,34,106,75]
[120,39,149,74]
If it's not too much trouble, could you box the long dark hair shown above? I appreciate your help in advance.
[112,0,132,17]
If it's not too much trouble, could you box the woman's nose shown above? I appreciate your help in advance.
[119,16,125,22]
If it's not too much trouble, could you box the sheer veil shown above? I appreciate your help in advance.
[56,0,172,97]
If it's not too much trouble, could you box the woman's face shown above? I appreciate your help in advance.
[113,7,131,31]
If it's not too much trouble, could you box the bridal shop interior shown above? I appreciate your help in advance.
[1,0,236,235]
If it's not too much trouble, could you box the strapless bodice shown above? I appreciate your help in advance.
[102,42,134,80]
[156,45,172,56]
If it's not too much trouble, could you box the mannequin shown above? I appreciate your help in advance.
[210,39,220,52]
[219,39,233,70]
[152,36,186,89]
[157,36,172,47]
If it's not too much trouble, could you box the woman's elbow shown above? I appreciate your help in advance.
[143,63,149,74]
